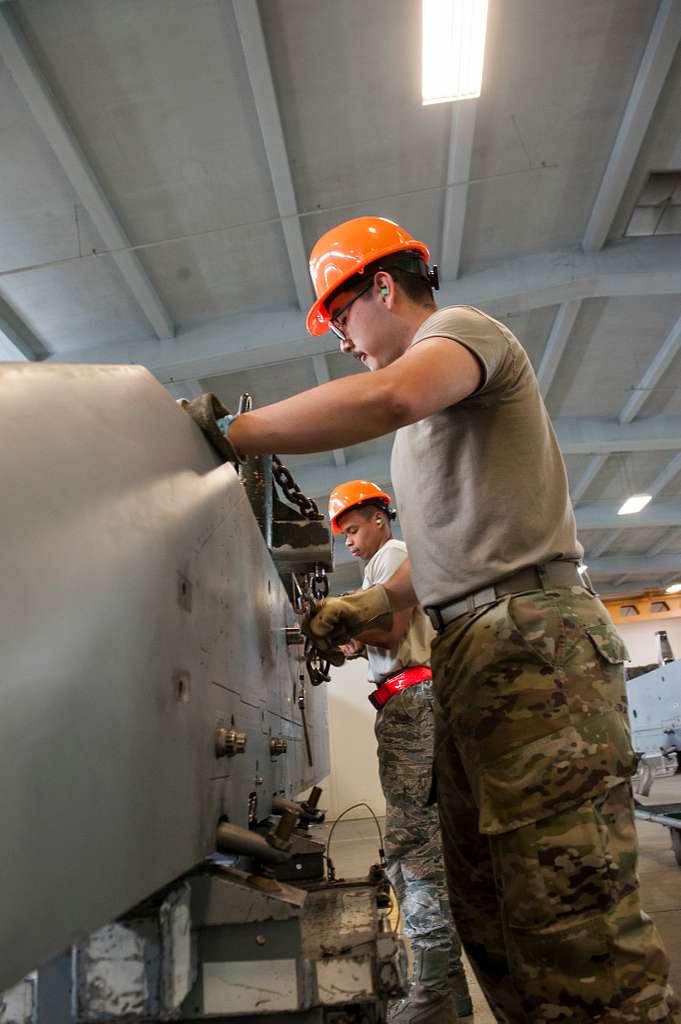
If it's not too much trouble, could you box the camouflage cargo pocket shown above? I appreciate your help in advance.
[477,709,635,834]
[490,784,625,931]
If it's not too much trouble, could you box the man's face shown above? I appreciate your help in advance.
[337,507,385,561]
[328,279,395,372]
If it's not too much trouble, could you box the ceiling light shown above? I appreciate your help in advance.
[617,494,652,515]
[666,583,681,594]
[422,0,489,105]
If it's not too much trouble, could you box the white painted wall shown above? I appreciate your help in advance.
[315,658,386,821]
[617,617,681,667]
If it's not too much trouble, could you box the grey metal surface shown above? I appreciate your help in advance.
[75,885,193,1022]
[0,364,329,993]
[626,657,681,752]
[184,868,406,1017]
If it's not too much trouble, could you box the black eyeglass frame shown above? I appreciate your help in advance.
[328,279,375,342]
[327,254,439,343]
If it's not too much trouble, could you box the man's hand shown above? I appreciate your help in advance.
[180,393,244,465]
[302,585,393,651]
[341,638,367,660]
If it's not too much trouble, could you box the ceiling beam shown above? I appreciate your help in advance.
[312,355,346,467]
[0,292,46,360]
[536,0,681,418]
[587,529,624,559]
[536,300,582,398]
[571,454,609,504]
[648,526,681,557]
[619,313,681,424]
[583,0,681,251]
[440,99,477,281]
[47,235,681,382]
[556,415,681,455]
[533,0,681,406]
[0,6,174,341]
[585,451,681,557]
[233,0,313,310]
[589,552,681,579]
[590,303,681,549]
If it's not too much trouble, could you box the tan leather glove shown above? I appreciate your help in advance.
[180,393,244,465]
[302,584,393,651]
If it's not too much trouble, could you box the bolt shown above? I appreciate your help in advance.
[270,736,288,756]
[284,626,304,646]
[215,727,247,758]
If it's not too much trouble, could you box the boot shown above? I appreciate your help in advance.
[389,949,458,1024]
[448,961,473,1019]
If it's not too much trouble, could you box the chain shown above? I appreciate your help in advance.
[272,454,323,521]
[311,565,329,599]
[269,450,330,685]
[305,638,332,687]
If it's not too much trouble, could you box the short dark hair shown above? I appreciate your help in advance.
[382,264,435,307]
[343,499,396,523]
[330,252,436,312]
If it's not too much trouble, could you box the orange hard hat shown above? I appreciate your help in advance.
[306,216,431,336]
[328,480,393,534]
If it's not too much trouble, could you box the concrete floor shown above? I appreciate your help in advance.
[319,776,681,1022]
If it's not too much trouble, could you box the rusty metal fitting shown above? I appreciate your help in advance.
[270,736,288,756]
[267,809,298,853]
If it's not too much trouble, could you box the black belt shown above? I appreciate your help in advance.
[424,561,589,633]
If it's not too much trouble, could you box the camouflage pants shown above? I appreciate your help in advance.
[375,681,461,960]
[431,585,680,1024]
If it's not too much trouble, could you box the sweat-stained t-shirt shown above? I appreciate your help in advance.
[390,305,582,609]
[362,538,434,684]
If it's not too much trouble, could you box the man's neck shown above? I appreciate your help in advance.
[396,303,438,357]
[371,533,393,558]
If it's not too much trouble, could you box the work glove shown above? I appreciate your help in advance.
[179,393,244,465]
[324,647,347,667]
[302,584,393,652]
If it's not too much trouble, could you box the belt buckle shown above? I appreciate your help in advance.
[426,606,445,632]
[473,586,496,609]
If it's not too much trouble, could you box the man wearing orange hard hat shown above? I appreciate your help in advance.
[329,479,471,1023]
[218,215,679,1023]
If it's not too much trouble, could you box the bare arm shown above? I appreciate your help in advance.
[230,337,481,455]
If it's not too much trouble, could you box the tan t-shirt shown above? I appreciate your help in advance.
[362,539,434,684]
[390,305,582,608]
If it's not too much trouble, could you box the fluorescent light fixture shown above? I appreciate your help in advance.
[666,583,681,594]
[422,0,489,105]
[617,494,652,515]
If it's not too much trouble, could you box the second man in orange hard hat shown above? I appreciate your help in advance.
[329,479,472,1023]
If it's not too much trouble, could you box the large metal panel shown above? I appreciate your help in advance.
[627,659,681,751]
[0,364,328,993]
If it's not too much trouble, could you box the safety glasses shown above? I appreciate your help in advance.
[328,279,375,343]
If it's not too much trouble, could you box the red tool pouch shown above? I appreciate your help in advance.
[368,665,432,711]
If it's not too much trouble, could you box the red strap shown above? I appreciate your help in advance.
[369,665,432,709]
